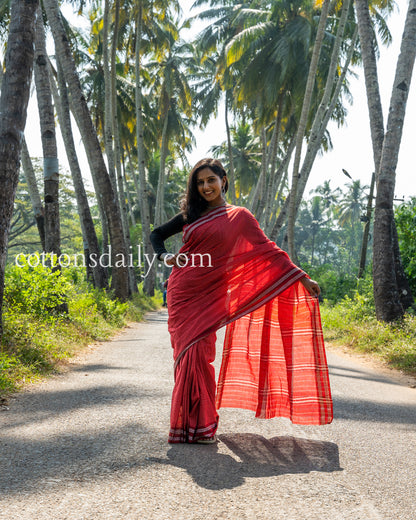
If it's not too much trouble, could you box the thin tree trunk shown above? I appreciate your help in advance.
[43,0,129,300]
[254,127,268,216]
[103,0,117,194]
[135,4,155,295]
[126,143,141,203]
[248,127,267,213]
[287,0,331,259]
[0,0,38,335]
[51,59,108,288]
[355,0,385,176]
[155,112,169,227]
[110,0,137,294]
[373,0,416,321]
[259,95,284,227]
[123,165,136,227]
[34,8,60,258]
[266,136,295,239]
[358,171,375,278]
[225,91,236,204]
[0,61,45,250]
[293,28,358,216]
[21,138,46,250]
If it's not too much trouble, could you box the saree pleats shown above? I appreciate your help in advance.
[169,333,219,443]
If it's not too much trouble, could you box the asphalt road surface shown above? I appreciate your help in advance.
[1,309,415,520]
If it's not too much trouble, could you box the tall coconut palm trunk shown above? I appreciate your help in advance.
[135,4,155,295]
[271,22,358,242]
[43,0,129,300]
[293,21,357,215]
[372,1,416,321]
[103,0,117,196]
[111,0,137,294]
[259,95,284,228]
[287,0,331,260]
[50,59,108,289]
[34,8,60,258]
[0,0,39,335]
[356,0,416,320]
[155,112,169,227]
[354,0,385,171]
[225,91,236,204]
[0,61,45,251]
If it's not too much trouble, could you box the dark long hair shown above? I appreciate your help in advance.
[180,158,229,223]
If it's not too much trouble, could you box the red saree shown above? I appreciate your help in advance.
[167,205,333,443]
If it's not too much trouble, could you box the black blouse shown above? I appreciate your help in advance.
[150,213,186,260]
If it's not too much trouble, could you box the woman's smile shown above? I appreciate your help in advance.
[196,167,225,206]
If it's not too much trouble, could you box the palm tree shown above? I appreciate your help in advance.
[0,0,39,335]
[287,0,331,260]
[336,180,367,266]
[43,0,130,300]
[149,34,194,226]
[49,58,108,289]
[356,0,416,320]
[372,0,416,320]
[135,1,155,294]
[211,121,261,200]
[0,58,45,251]
[34,8,61,259]
[314,180,341,210]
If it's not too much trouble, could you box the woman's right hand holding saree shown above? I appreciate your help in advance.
[161,252,188,268]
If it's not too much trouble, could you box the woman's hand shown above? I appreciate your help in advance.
[162,253,188,268]
[300,277,321,298]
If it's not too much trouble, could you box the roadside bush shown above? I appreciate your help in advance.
[321,275,416,374]
[1,263,158,396]
[5,259,71,318]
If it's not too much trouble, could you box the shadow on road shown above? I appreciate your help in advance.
[0,422,167,496]
[1,384,164,431]
[329,363,409,386]
[333,395,416,424]
[151,433,341,490]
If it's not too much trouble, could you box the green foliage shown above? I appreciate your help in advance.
[8,168,87,259]
[5,257,71,318]
[395,198,416,295]
[296,179,371,277]
[302,263,358,304]
[321,275,416,375]
[0,263,159,396]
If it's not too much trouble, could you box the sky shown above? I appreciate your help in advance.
[23,1,416,201]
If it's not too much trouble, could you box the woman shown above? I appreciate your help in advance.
[150,158,332,444]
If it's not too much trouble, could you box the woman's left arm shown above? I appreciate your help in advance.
[300,277,321,297]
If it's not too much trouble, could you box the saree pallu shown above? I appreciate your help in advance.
[167,205,333,443]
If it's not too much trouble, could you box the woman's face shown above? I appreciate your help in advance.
[196,168,226,207]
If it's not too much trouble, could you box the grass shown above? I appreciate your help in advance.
[321,302,416,376]
[0,264,161,397]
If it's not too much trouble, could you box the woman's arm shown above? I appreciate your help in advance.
[150,213,186,261]
[300,276,321,297]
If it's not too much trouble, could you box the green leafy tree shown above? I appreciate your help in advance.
[395,198,416,296]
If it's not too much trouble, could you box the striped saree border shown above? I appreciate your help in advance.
[182,204,231,243]
[168,421,218,443]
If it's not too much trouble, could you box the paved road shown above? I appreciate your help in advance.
[1,310,415,520]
